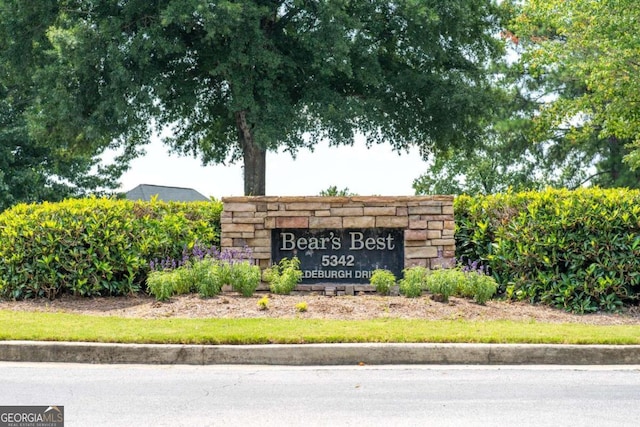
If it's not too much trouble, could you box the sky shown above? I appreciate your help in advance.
[116,135,432,199]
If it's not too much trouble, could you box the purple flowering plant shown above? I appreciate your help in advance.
[147,243,260,301]
[457,257,489,276]
[149,243,253,272]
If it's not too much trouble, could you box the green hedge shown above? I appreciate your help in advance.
[4,189,639,312]
[0,198,222,299]
[455,188,640,312]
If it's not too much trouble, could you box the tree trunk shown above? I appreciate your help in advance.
[235,110,266,196]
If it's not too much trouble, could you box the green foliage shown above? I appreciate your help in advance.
[455,188,640,312]
[370,269,397,296]
[0,0,507,196]
[149,245,254,299]
[257,296,269,311]
[0,118,121,212]
[0,198,222,299]
[378,265,497,304]
[295,302,308,313]
[229,261,262,297]
[177,258,223,298]
[412,121,546,196]
[0,4,131,212]
[424,269,465,303]
[171,269,193,296]
[399,266,494,303]
[147,258,260,301]
[195,260,225,299]
[146,270,176,302]
[263,257,302,295]
[458,272,498,305]
[509,0,640,176]
[319,186,356,197]
[454,191,530,284]
[422,0,640,198]
[399,266,428,298]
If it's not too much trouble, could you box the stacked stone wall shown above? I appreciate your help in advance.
[221,196,455,285]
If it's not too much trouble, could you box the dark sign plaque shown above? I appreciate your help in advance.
[271,228,404,284]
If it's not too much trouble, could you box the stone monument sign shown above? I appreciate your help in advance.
[221,196,454,292]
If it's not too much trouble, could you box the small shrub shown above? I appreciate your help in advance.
[148,255,257,300]
[195,260,224,298]
[399,266,428,298]
[257,295,269,311]
[264,257,302,295]
[295,301,308,312]
[460,271,498,305]
[146,270,175,302]
[216,262,233,288]
[172,268,194,295]
[456,260,497,304]
[370,269,396,295]
[149,247,255,300]
[425,269,465,303]
[148,258,217,299]
[230,261,261,297]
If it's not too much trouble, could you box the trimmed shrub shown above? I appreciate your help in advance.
[229,261,262,297]
[399,266,428,298]
[425,269,464,303]
[455,188,640,312]
[369,269,396,295]
[147,258,261,301]
[458,271,498,305]
[263,257,303,295]
[195,260,225,298]
[0,197,222,299]
[146,270,177,302]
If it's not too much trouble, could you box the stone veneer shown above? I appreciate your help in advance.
[221,196,455,283]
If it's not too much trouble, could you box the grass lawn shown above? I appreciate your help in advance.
[1,311,639,345]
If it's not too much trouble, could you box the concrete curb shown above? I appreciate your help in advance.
[1,341,640,365]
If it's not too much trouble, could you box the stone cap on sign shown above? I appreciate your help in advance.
[222,195,454,203]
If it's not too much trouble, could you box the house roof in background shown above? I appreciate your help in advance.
[125,184,210,202]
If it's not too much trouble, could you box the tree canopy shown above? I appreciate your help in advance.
[414,0,640,196]
[510,0,640,172]
[0,0,506,196]
[0,2,132,211]
[0,88,121,211]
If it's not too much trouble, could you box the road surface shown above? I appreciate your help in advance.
[1,363,639,426]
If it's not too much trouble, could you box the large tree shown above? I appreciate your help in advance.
[0,89,121,212]
[412,79,546,195]
[509,0,640,173]
[412,73,640,196]
[0,3,133,211]
[414,0,640,196]
[1,0,506,196]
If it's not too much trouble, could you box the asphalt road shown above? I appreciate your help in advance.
[1,363,639,427]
